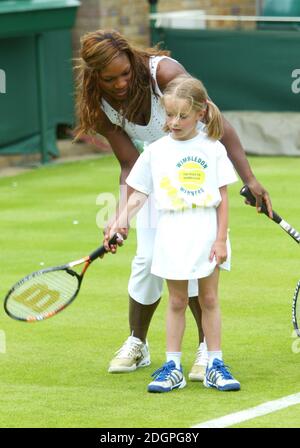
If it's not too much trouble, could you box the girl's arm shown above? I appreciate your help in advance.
[105,190,148,252]
[209,185,228,265]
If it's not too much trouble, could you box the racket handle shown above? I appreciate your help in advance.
[240,185,282,224]
[89,233,122,261]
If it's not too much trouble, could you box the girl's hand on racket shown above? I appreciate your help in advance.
[245,179,273,219]
[103,225,127,254]
[209,240,227,265]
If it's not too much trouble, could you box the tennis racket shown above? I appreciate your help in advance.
[292,281,300,337]
[240,185,300,335]
[240,185,300,244]
[4,233,122,323]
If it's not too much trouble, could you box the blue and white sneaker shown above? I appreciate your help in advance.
[147,361,186,393]
[204,359,240,391]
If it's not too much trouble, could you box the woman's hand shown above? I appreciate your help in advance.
[209,240,227,266]
[246,178,273,219]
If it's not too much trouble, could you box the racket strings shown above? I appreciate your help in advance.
[6,269,80,320]
[294,282,300,332]
[291,280,300,339]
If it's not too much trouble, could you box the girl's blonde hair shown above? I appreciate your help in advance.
[74,29,170,140]
[162,75,223,140]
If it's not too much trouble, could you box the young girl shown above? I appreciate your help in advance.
[107,74,240,392]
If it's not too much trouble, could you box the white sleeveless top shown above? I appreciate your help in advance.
[100,56,175,144]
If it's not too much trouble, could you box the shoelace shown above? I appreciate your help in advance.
[194,347,208,365]
[212,360,233,380]
[151,362,176,381]
[115,338,142,358]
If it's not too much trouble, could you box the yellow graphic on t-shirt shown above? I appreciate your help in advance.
[160,153,212,210]
[160,176,185,210]
[178,161,205,191]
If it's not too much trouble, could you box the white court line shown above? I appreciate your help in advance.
[191,392,300,428]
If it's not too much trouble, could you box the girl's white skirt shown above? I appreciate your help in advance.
[151,207,231,280]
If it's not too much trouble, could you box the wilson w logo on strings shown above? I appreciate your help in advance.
[14,284,60,312]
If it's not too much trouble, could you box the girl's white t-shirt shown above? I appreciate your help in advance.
[126,131,238,211]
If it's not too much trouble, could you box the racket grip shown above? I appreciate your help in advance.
[89,233,122,261]
[240,185,282,224]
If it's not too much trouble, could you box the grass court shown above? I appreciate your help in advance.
[0,154,300,428]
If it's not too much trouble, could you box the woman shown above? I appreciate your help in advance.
[74,29,272,379]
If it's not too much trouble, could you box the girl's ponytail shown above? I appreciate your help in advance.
[205,99,224,141]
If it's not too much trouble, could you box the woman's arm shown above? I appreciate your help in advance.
[98,114,140,185]
[209,185,228,265]
[97,114,141,232]
[221,117,272,218]
[156,58,188,92]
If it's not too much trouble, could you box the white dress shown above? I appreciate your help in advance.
[126,132,238,280]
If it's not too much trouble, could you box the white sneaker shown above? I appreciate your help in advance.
[148,361,186,393]
[188,342,209,382]
[108,335,151,373]
[204,359,240,391]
